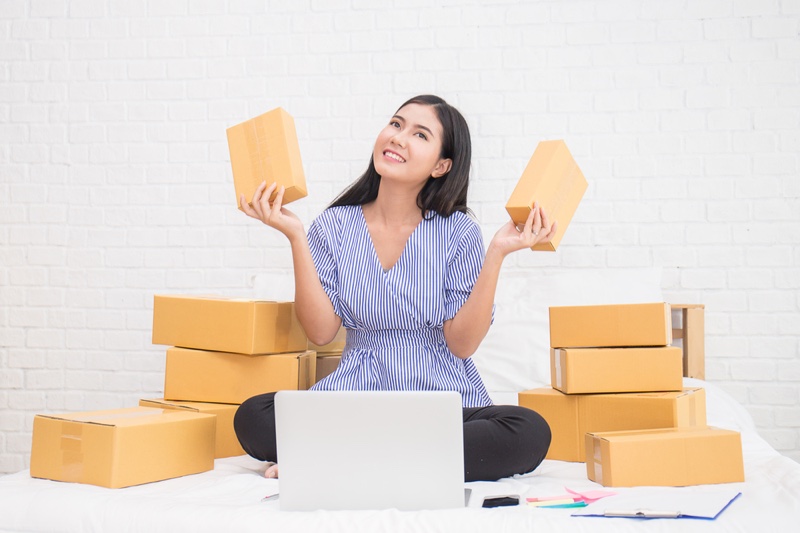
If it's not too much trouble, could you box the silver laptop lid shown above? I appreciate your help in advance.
[275,390,465,511]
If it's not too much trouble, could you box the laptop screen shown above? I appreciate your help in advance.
[275,390,465,511]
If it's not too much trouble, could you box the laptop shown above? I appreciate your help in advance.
[274,390,465,511]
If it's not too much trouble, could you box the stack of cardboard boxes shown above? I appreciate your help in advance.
[29,294,313,488]
[519,302,744,487]
[29,108,313,490]
[150,295,314,405]
[145,295,314,459]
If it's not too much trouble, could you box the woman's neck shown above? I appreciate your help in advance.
[365,181,424,226]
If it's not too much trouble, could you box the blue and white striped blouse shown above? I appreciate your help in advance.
[307,205,493,408]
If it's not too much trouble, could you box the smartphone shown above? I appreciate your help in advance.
[482,495,520,508]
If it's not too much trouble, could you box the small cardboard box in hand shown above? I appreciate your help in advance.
[505,140,587,251]
[226,107,307,209]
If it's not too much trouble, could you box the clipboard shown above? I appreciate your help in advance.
[572,489,742,520]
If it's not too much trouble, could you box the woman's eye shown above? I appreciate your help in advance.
[390,120,400,128]
[415,132,427,140]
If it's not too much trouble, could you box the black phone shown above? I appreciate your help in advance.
[482,495,520,508]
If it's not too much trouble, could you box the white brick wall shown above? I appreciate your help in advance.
[1,0,799,473]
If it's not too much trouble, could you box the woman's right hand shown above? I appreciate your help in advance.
[240,181,305,242]
[487,202,557,258]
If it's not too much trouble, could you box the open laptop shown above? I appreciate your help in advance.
[274,390,466,511]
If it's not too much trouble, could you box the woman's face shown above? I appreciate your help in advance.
[372,103,452,187]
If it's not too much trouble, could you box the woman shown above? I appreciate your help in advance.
[234,95,556,482]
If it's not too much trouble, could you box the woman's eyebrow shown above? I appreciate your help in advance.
[392,114,436,138]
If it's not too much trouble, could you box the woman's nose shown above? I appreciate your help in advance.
[390,130,407,147]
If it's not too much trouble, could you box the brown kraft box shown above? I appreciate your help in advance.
[226,107,307,208]
[164,347,317,404]
[152,295,308,355]
[505,139,588,251]
[30,407,215,488]
[585,426,744,487]
[551,346,683,394]
[549,302,672,348]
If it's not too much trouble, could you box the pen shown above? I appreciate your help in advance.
[603,509,680,518]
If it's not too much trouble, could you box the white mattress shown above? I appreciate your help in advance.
[1,379,799,533]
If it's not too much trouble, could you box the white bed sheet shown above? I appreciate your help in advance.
[1,379,798,533]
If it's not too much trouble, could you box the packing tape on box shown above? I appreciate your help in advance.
[554,349,563,389]
[244,119,272,181]
[593,439,603,485]
[61,421,84,480]
[69,408,167,423]
[552,162,581,208]
[276,306,293,353]
[300,352,314,389]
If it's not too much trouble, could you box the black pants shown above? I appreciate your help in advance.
[233,392,551,482]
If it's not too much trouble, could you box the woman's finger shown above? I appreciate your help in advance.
[539,206,551,237]
[240,194,258,217]
[270,185,286,222]
[522,207,535,237]
[546,220,558,240]
[532,202,542,237]
[258,182,278,219]
[250,181,269,218]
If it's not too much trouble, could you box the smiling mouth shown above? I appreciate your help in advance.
[384,151,405,163]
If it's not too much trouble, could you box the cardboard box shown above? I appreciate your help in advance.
[549,302,672,348]
[226,107,307,208]
[308,326,346,353]
[139,399,244,459]
[585,426,744,487]
[518,387,706,462]
[671,303,705,379]
[164,347,317,404]
[550,346,683,394]
[30,407,215,488]
[315,354,342,384]
[505,140,588,251]
[152,295,307,355]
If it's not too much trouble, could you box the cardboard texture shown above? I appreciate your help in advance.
[550,346,683,394]
[518,387,707,462]
[138,399,244,459]
[226,107,307,208]
[505,140,588,251]
[152,295,307,355]
[164,347,317,404]
[549,302,672,348]
[585,426,744,487]
[315,354,342,384]
[308,327,346,353]
[671,303,705,379]
[30,407,215,489]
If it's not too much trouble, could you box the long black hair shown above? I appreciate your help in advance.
[329,94,472,218]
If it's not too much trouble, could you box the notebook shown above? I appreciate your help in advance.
[274,390,465,511]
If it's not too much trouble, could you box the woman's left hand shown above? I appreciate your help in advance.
[488,202,557,257]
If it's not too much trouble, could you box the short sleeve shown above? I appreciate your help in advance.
[443,220,494,323]
[307,215,343,318]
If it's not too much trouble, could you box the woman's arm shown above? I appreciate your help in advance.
[443,203,557,359]
[241,182,341,346]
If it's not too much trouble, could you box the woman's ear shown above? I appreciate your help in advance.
[431,158,452,179]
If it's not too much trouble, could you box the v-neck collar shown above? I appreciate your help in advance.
[358,205,424,274]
